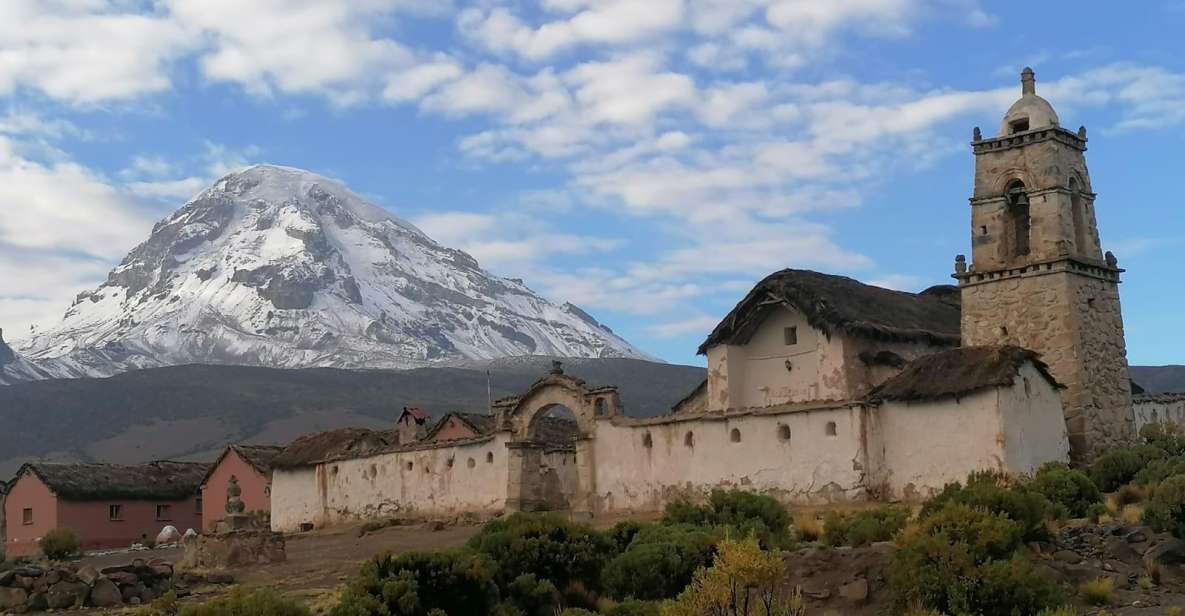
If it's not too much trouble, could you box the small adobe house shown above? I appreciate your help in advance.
[425,412,496,442]
[396,407,429,444]
[4,461,208,557]
[200,445,283,533]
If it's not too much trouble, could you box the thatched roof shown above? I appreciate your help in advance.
[868,346,1060,402]
[202,445,284,485]
[20,461,210,501]
[425,412,497,442]
[699,270,961,354]
[272,428,395,469]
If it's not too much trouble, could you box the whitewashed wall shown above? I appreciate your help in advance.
[1133,394,1185,434]
[270,434,510,532]
[998,362,1072,474]
[590,405,870,513]
[873,362,1069,501]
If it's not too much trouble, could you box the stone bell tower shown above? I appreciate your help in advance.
[955,67,1133,462]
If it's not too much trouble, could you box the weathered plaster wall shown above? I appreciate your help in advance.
[4,473,57,557]
[1133,394,1185,433]
[706,308,851,411]
[590,406,870,512]
[997,362,1072,473]
[270,434,510,532]
[874,389,1005,501]
[202,450,272,533]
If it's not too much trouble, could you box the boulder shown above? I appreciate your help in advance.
[25,590,48,611]
[1144,538,1185,585]
[0,570,15,586]
[0,587,28,611]
[106,570,140,586]
[838,578,870,603]
[76,564,101,586]
[157,525,182,545]
[45,580,89,609]
[150,563,174,579]
[90,578,123,607]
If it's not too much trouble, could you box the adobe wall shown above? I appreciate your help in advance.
[705,308,850,411]
[840,336,951,399]
[961,265,1133,461]
[590,405,871,512]
[1133,394,1185,433]
[4,474,58,557]
[997,362,1073,473]
[202,450,272,533]
[57,497,202,553]
[870,362,1069,501]
[433,417,480,442]
[270,434,510,532]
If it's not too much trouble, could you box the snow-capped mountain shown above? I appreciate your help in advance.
[2,165,647,383]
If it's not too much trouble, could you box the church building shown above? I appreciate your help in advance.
[267,69,1139,530]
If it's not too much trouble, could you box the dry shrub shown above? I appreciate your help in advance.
[662,536,803,616]
[1122,504,1144,524]
[1079,577,1114,606]
[795,516,823,542]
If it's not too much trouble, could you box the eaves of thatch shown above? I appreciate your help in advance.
[20,460,210,502]
[271,428,395,470]
[698,269,961,354]
[867,345,1061,402]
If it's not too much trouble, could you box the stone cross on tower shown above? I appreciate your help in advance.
[955,67,1134,462]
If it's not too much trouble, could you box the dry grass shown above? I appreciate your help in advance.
[1137,575,1155,591]
[1121,504,1144,524]
[1168,607,1183,616]
[795,515,824,542]
[1079,577,1115,606]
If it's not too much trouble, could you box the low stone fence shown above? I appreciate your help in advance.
[0,557,180,612]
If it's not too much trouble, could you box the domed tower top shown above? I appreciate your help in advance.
[999,67,1059,135]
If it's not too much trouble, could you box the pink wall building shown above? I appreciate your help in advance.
[3,461,207,557]
[200,445,282,533]
[425,412,495,442]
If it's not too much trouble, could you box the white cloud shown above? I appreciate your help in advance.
[413,210,621,270]
[0,0,195,103]
[647,314,720,338]
[458,0,686,60]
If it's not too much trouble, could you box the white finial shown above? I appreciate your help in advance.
[1021,67,1036,95]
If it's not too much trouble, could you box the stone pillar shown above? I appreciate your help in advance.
[505,441,545,512]
[570,436,596,519]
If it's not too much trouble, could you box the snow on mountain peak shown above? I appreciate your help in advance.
[4,165,649,383]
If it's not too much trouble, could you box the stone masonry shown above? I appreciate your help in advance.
[957,68,1133,461]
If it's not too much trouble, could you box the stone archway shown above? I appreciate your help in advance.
[495,362,621,518]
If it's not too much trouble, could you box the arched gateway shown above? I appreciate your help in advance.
[492,361,621,518]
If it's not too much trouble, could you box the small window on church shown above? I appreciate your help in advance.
[730,428,742,443]
[684,431,695,447]
[777,424,791,442]
[22,508,32,525]
[783,326,798,346]
[405,461,413,471]
[1009,118,1029,134]
[487,452,494,463]
[642,432,653,448]
[1023,378,1032,397]
[825,422,837,437]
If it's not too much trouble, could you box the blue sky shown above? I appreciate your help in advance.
[1,1,1183,367]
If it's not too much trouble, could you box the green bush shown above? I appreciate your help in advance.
[1090,444,1166,492]
[502,574,559,616]
[1141,422,1185,456]
[1029,464,1102,518]
[605,520,645,553]
[662,489,793,548]
[39,528,80,560]
[1133,456,1185,486]
[179,589,309,616]
[466,513,617,591]
[822,506,909,547]
[1143,474,1185,538]
[891,502,1062,616]
[331,549,499,616]
[919,472,1052,541]
[602,524,717,601]
[557,610,597,616]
